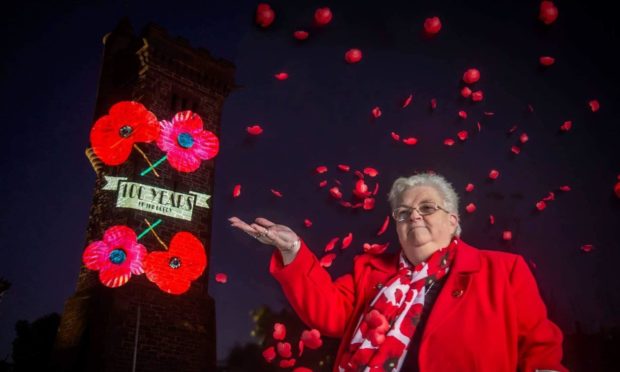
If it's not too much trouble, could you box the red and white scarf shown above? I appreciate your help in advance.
[338,239,458,372]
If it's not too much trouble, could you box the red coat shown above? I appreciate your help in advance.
[270,239,567,372]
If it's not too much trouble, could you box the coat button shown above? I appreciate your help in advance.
[452,289,464,298]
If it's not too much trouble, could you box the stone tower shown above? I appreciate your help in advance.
[53,18,235,371]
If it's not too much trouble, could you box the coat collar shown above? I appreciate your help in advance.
[366,238,481,274]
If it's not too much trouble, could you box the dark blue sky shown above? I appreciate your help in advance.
[1,0,619,363]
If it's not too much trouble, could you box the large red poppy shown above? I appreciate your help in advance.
[144,231,207,295]
[157,111,219,173]
[90,101,159,166]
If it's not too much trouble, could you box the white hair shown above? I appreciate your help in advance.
[387,172,462,237]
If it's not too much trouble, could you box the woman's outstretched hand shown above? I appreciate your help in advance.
[228,216,301,265]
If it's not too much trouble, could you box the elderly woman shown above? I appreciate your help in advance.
[229,172,567,371]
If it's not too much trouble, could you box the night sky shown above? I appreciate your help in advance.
[1,0,619,364]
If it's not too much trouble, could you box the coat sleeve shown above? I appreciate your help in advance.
[270,240,355,338]
[510,255,568,372]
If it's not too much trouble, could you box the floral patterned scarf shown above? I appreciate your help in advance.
[338,239,458,372]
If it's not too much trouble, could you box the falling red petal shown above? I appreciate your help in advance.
[319,180,327,188]
[465,183,474,192]
[588,100,600,112]
[542,192,555,201]
[329,186,342,199]
[274,72,289,80]
[559,185,571,192]
[465,203,476,213]
[540,56,555,66]
[337,164,350,172]
[539,1,559,25]
[489,169,500,180]
[508,125,518,134]
[511,146,521,155]
[519,133,529,144]
[477,122,482,132]
[457,130,468,141]
[293,30,309,40]
[215,273,228,283]
[462,68,481,84]
[402,94,413,108]
[232,184,241,198]
[319,253,337,268]
[443,138,455,146]
[529,260,537,270]
[502,230,512,241]
[263,346,276,363]
[324,237,340,252]
[371,106,382,118]
[298,340,304,358]
[391,132,401,141]
[315,165,328,174]
[342,233,353,249]
[256,3,275,28]
[345,48,363,64]
[273,323,287,341]
[304,219,313,228]
[423,16,442,35]
[460,87,472,98]
[580,244,594,252]
[277,342,293,358]
[471,90,484,102]
[279,359,297,368]
[372,182,379,196]
[377,216,390,236]
[458,110,467,119]
[271,189,283,197]
[560,121,572,132]
[300,329,323,349]
[363,167,378,177]
[353,179,372,199]
[615,182,620,198]
[489,215,495,225]
[536,201,547,211]
[402,137,418,145]
[363,197,375,210]
[314,7,333,26]
[247,125,263,135]
[430,98,437,110]
[363,242,389,255]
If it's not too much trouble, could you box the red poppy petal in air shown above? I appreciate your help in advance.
[444,138,455,146]
[424,17,442,35]
[363,167,378,177]
[247,125,263,135]
[293,30,309,40]
[319,180,327,188]
[560,121,572,132]
[274,72,289,80]
[215,273,228,283]
[402,94,413,108]
[457,130,468,141]
[263,346,276,363]
[391,132,401,141]
[314,7,333,26]
[489,215,495,225]
[477,122,482,132]
[304,219,312,228]
[430,98,438,110]
[580,244,594,252]
[271,189,283,197]
[324,237,340,252]
[519,133,529,143]
[280,359,297,368]
[471,90,484,102]
[315,165,328,174]
[502,230,512,241]
[256,3,275,28]
[345,49,363,64]
[543,192,555,201]
[342,233,353,249]
[301,329,323,349]
[372,182,379,196]
[615,181,620,198]
[371,106,381,118]
[511,146,521,155]
[277,342,292,358]
[465,183,474,192]
[377,216,390,236]
[536,201,547,211]
[338,164,350,172]
[232,184,241,198]
[363,242,389,255]
[458,110,467,119]
[273,323,286,341]
[363,197,375,210]
[539,1,559,25]
[489,169,500,180]
[540,56,555,66]
[329,186,342,199]
[559,185,571,192]
[298,340,304,357]
[319,253,337,268]
[461,87,472,98]
[402,137,418,146]
[465,203,476,213]
[588,100,600,112]
[354,170,364,179]
[463,68,480,84]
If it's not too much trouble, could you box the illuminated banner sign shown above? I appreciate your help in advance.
[103,176,210,221]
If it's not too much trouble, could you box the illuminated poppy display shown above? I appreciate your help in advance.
[90,101,160,166]
[157,111,220,173]
[144,231,207,295]
[82,225,147,288]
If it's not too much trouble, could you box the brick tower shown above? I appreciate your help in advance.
[53,18,235,371]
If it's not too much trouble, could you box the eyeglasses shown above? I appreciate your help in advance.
[392,202,450,222]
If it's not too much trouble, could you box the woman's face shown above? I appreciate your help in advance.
[395,186,458,250]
